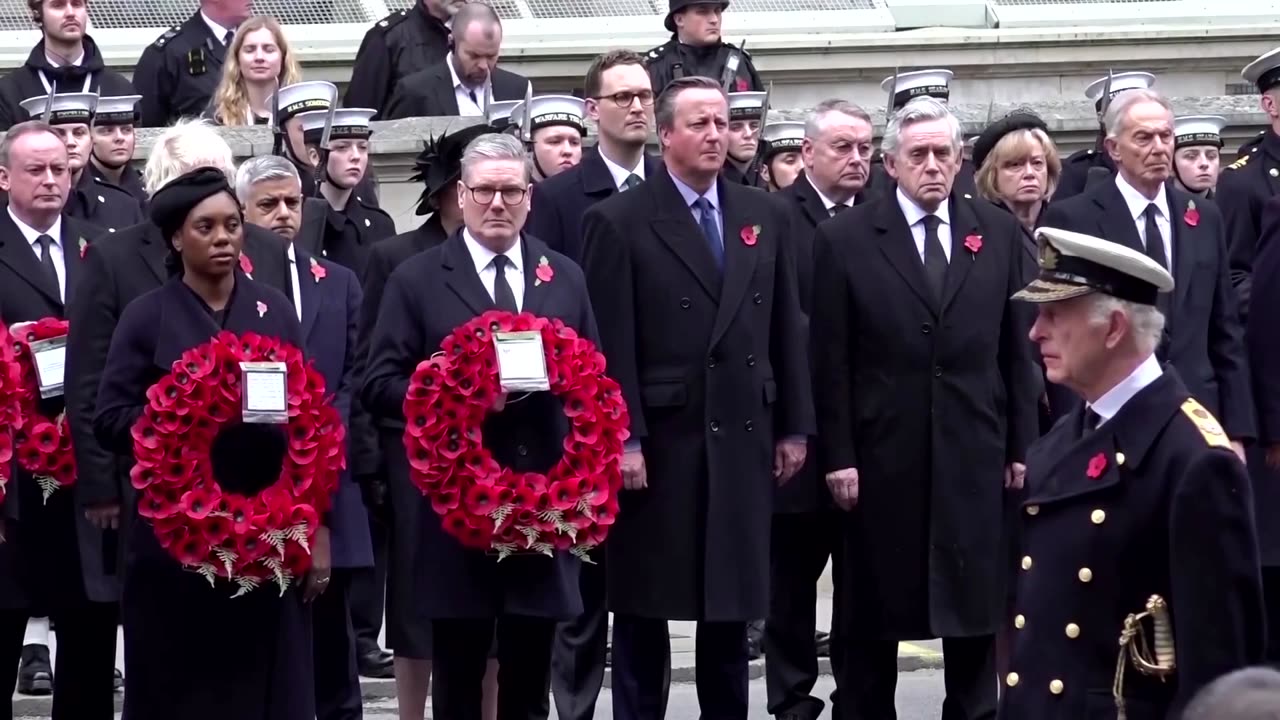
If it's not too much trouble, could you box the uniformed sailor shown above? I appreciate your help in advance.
[346,0,459,117]
[87,95,145,206]
[722,91,765,187]
[508,95,586,182]
[1171,115,1226,200]
[19,92,142,233]
[1001,226,1265,719]
[1055,71,1157,201]
[270,80,340,196]
[485,99,523,134]
[644,0,762,94]
[759,120,804,191]
[871,69,977,197]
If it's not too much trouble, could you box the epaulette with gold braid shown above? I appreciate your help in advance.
[1180,398,1231,449]
[1228,154,1250,171]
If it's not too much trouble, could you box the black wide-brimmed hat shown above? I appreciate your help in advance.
[410,123,493,215]
[665,0,729,32]
[972,111,1049,170]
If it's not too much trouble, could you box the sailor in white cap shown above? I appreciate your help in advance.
[1003,226,1264,720]
[1056,71,1157,201]
[271,81,337,174]
[1172,115,1226,199]
[724,90,765,187]
[759,120,804,191]
[874,69,978,198]
[509,95,586,181]
[294,107,396,271]
[87,95,146,205]
[19,92,143,232]
[486,99,523,133]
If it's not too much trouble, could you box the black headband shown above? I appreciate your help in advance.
[893,85,949,110]
[46,108,92,125]
[303,125,374,143]
[1175,132,1223,149]
[764,137,802,159]
[529,113,586,135]
[94,110,138,126]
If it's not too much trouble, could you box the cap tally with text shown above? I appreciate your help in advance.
[1084,71,1155,109]
[275,81,337,124]
[1174,115,1226,149]
[297,108,377,143]
[508,95,587,136]
[19,92,97,125]
[1243,47,1280,93]
[880,69,953,110]
[761,121,805,160]
[727,91,766,121]
[1013,227,1174,306]
[93,95,141,126]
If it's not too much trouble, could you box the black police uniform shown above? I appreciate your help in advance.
[1055,148,1116,202]
[645,39,762,94]
[1215,129,1280,318]
[67,169,144,234]
[346,3,451,117]
[132,12,232,127]
[1001,370,1265,719]
[0,37,133,131]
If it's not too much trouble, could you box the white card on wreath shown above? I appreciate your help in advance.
[493,331,550,392]
[29,335,67,399]
[241,361,289,424]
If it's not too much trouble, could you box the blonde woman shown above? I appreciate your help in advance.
[207,16,301,126]
[974,112,1061,242]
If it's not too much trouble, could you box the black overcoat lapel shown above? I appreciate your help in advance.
[872,194,937,315]
[710,184,758,347]
[647,167,722,302]
[0,212,62,307]
[941,194,981,313]
[440,231,495,315]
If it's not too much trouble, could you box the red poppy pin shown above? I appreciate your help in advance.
[535,255,554,285]
[735,77,749,92]
[964,234,983,256]
[239,253,254,276]
[256,301,267,318]
[78,237,87,258]
[1184,200,1200,227]
[741,224,761,247]
[309,257,326,283]
[1086,452,1107,479]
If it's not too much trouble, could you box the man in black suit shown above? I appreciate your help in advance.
[765,98,875,720]
[383,2,530,121]
[580,75,813,720]
[0,120,115,720]
[810,96,1038,720]
[1043,88,1253,455]
[363,131,596,720]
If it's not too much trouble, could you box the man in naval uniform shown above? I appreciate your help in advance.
[644,0,762,94]
[507,95,586,182]
[722,91,764,187]
[1001,226,1264,718]
[870,69,977,198]
[1055,71,1157,202]
[87,95,146,206]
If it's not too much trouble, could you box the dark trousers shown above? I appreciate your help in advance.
[1,602,118,720]
[764,512,842,720]
[612,615,747,720]
[349,509,388,658]
[1264,566,1280,663]
[550,553,608,720]
[313,570,363,720]
[433,615,556,720]
[838,633,996,720]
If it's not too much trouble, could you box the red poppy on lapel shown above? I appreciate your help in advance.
[1086,452,1107,479]
[256,301,267,318]
[741,224,761,247]
[1184,200,1200,227]
[309,257,326,283]
[239,253,254,275]
[735,77,749,92]
[964,234,983,255]
[535,255,554,285]
[78,237,87,258]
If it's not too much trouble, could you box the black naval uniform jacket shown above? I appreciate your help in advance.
[346,2,451,118]
[644,38,762,94]
[67,169,144,234]
[0,36,134,131]
[1055,148,1116,202]
[299,195,397,279]
[1000,367,1264,720]
[90,161,147,209]
[1215,128,1280,319]
[133,12,233,127]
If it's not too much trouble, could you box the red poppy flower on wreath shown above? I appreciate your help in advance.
[403,311,630,560]
[0,322,24,507]
[129,331,345,597]
[1086,452,1108,479]
[10,318,74,502]
[1185,200,1200,228]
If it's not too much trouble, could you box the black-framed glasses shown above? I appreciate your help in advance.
[594,90,655,108]
[464,185,528,205]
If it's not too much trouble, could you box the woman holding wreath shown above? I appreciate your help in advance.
[93,167,320,720]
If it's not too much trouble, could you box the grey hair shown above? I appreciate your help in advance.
[804,99,872,139]
[1088,294,1165,355]
[234,155,301,205]
[655,75,726,132]
[461,132,531,183]
[1104,88,1172,139]
[144,118,236,196]
[881,97,962,157]
[0,120,58,167]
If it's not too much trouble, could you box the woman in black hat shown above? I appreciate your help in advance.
[92,168,316,720]
[973,111,1061,253]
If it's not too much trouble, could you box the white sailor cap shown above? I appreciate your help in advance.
[1244,48,1280,93]
[1174,115,1226,149]
[509,95,587,135]
[880,69,953,110]
[1084,72,1156,108]
[727,91,767,121]
[487,100,522,123]
[19,92,97,125]
[275,81,337,123]
[761,121,805,159]
[297,108,377,143]
[1014,227,1174,306]
[93,95,140,126]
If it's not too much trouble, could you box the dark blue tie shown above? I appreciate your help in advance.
[693,197,723,270]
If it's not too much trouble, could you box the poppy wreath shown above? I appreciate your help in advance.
[130,331,345,597]
[403,310,629,560]
[11,318,75,501]
[0,322,24,507]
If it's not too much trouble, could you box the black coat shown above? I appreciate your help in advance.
[90,162,147,209]
[1054,148,1116,202]
[133,12,232,127]
[93,276,314,720]
[1243,195,1280,563]
[527,148,661,263]
[1042,181,1254,441]
[644,39,762,94]
[346,3,451,118]
[297,195,397,279]
[362,230,595,619]
[811,191,1039,638]
[67,168,144,234]
[384,61,529,121]
[0,37,134,131]
[581,166,814,621]
[1215,129,1280,319]
[0,212,108,609]
[1001,368,1264,720]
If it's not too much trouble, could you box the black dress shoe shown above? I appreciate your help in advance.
[114,668,124,692]
[17,644,53,696]
[357,648,395,679]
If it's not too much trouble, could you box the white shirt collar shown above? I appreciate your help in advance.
[9,207,61,248]
[202,12,234,44]
[447,52,484,94]
[462,228,522,275]
[806,174,844,212]
[1114,173,1169,222]
[599,149,645,190]
[286,243,296,263]
[1089,354,1163,425]
[895,187,950,228]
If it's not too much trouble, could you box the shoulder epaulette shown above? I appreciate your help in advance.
[153,26,180,49]
[646,41,671,61]
[1180,398,1231,449]
[1228,154,1250,171]
[1066,148,1096,163]
[728,41,750,57]
[377,9,409,29]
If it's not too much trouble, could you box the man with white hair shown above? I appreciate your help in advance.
[1002,226,1263,718]
[810,96,1038,719]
